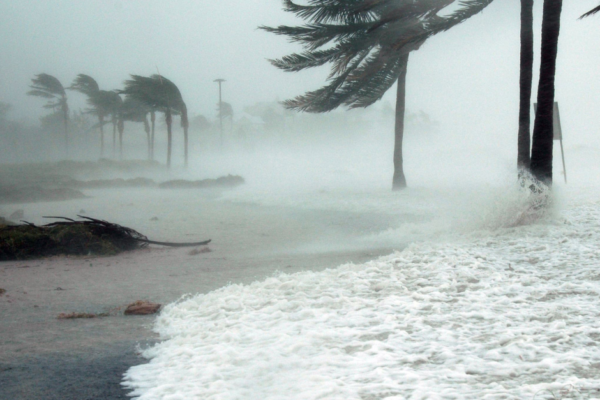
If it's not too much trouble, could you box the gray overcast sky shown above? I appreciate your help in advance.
[1,0,599,148]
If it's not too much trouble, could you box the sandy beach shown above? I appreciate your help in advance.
[0,188,400,399]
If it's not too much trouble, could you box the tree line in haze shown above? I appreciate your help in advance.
[27,73,190,169]
[17,0,600,194]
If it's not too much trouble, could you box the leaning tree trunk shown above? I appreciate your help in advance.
[530,0,563,186]
[392,53,409,191]
[62,97,69,159]
[118,118,124,160]
[99,115,105,158]
[150,111,156,161]
[181,103,189,168]
[166,110,173,169]
[517,0,534,173]
[143,117,151,160]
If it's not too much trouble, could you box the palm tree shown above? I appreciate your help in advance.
[121,75,185,168]
[107,91,123,158]
[530,0,563,186]
[262,0,493,190]
[69,74,114,157]
[119,96,152,159]
[151,75,189,168]
[517,0,534,174]
[28,73,70,157]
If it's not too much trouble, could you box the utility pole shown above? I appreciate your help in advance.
[214,79,226,147]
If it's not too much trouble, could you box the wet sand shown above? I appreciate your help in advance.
[0,189,401,399]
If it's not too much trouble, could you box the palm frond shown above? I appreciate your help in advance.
[69,74,100,96]
[282,0,380,24]
[28,73,65,98]
[580,5,600,19]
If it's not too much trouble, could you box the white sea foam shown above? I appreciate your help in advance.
[123,184,600,399]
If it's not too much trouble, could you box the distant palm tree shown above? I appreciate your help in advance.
[119,96,152,159]
[69,74,114,157]
[28,73,70,157]
[263,0,493,190]
[107,91,123,158]
[121,74,188,168]
[530,0,563,186]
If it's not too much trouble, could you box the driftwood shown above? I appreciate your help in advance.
[0,215,211,261]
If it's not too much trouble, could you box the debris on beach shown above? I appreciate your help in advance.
[0,288,6,296]
[124,300,161,315]
[0,215,211,261]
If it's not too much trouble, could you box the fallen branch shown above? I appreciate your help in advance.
[0,215,211,261]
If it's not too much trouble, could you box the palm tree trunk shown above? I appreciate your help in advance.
[143,117,151,160]
[118,118,124,160]
[530,0,563,186]
[150,111,156,161]
[62,97,69,159]
[517,0,534,173]
[181,103,189,168]
[392,53,409,191]
[166,110,173,169]
[112,116,117,158]
[99,115,105,158]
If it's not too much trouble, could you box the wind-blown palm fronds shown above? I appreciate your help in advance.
[580,5,600,19]
[120,75,189,168]
[262,0,493,189]
[119,96,152,159]
[69,74,114,157]
[28,73,70,157]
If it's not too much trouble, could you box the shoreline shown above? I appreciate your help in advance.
[0,192,401,399]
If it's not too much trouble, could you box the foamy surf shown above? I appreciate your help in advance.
[122,186,600,399]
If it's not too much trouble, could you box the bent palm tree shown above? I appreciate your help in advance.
[69,74,114,157]
[107,91,123,158]
[121,74,188,168]
[28,73,70,157]
[151,75,189,168]
[263,0,493,190]
[119,96,152,159]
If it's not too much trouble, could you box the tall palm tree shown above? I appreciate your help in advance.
[28,73,70,157]
[121,74,189,168]
[517,0,534,173]
[119,96,152,159]
[151,75,189,168]
[107,91,123,158]
[263,0,493,190]
[69,74,114,157]
[530,0,563,186]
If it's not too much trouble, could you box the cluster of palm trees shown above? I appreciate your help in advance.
[264,0,582,192]
[27,73,189,168]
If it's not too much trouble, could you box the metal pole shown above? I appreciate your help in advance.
[560,138,567,184]
[214,79,226,148]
